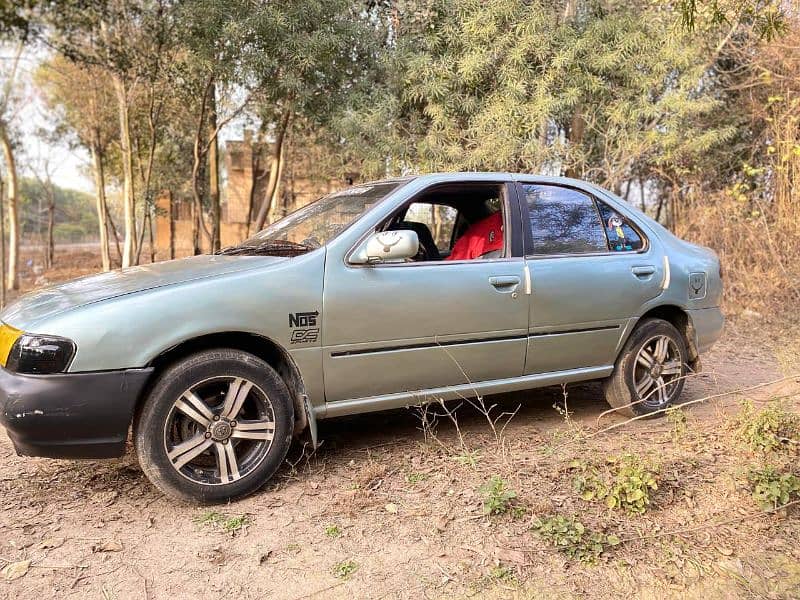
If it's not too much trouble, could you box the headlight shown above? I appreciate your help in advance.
[0,326,76,374]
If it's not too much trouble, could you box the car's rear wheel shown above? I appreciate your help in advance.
[134,349,293,503]
[602,318,688,418]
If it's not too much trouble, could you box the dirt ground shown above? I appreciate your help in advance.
[1,248,799,600]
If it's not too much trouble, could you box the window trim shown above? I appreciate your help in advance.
[516,182,649,259]
[345,181,524,268]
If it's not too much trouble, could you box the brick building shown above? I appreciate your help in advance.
[155,132,354,259]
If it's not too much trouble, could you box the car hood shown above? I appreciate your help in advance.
[1,254,287,329]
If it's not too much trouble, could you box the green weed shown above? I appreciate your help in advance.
[478,476,518,516]
[332,559,358,579]
[572,454,659,514]
[325,524,341,538]
[194,511,251,536]
[737,401,800,455]
[748,465,800,510]
[532,515,620,564]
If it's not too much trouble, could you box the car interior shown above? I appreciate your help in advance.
[381,183,506,262]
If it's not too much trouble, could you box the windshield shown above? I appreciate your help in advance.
[218,180,406,257]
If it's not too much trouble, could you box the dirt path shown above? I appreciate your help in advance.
[1,326,798,600]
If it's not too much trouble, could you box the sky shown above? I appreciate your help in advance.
[1,44,94,193]
[3,45,245,197]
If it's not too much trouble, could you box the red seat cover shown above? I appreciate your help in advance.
[446,212,504,261]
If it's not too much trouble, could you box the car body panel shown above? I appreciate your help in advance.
[1,254,282,330]
[513,178,668,373]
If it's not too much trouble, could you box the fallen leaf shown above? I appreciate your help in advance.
[434,516,450,532]
[38,537,65,550]
[92,540,123,553]
[497,548,527,564]
[385,503,398,514]
[2,560,30,581]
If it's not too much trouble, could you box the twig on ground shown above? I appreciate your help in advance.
[577,374,800,451]
[292,581,346,599]
[620,499,800,544]
[69,565,122,589]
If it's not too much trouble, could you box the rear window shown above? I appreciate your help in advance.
[596,201,644,252]
[523,184,607,255]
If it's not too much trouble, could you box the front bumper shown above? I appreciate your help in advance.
[0,367,153,459]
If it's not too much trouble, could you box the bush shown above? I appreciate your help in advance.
[478,476,518,516]
[532,515,620,564]
[572,455,659,514]
[748,466,800,510]
[737,401,800,455]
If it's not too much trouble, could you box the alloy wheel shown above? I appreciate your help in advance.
[163,376,275,485]
[633,334,683,409]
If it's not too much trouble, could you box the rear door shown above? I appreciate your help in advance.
[518,182,665,374]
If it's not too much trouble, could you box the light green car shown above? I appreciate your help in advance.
[0,173,723,502]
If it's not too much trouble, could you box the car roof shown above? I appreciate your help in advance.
[360,172,601,189]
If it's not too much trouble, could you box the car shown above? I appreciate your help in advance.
[0,173,724,503]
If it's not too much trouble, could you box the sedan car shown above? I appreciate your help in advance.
[0,173,724,502]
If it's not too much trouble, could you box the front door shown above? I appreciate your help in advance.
[321,182,529,403]
[519,183,665,374]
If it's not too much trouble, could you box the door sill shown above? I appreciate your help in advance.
[317,365,613,419]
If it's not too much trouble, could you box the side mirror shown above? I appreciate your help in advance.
[350,230,419,265]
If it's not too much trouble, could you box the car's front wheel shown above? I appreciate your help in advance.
[602,318,688,418]
[135,349,293,503]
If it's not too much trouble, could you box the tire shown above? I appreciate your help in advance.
[134,349,293,503]
[602,318,688,418]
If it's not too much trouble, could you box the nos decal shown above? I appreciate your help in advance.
[289,311,320,344]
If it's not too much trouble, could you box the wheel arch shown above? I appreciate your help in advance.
[637,305,700,371]
[141,331,310,435]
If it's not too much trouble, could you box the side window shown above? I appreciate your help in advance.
[596,201,644,252]
[403,203,458,254]
[523,184,607,255]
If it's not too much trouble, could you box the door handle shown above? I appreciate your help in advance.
[631,265,656,278]
[489,275,520,292]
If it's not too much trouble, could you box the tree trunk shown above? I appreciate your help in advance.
[46,187,55,269]
[564,108,585,179]
[0,124,19,291]
[107,211,122,265]
[191,197,201,255]
[113,75,137,267]
[639,177,646,214]
[208,84,221,252]
[91,140,111,271]
[254,111,291,231]
[0,177,5,307]
[148,206,155,264]
[266,139,286,224]
[168,191,175,260]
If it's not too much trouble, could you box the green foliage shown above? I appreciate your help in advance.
[748,466,800,510]
[347,0,737,194]
[18,178,98,243]
[572,455,659,514]
[194,511,250,535]
[324,524,341,538]
[332,559,358,579]
[452,449,481,467]
[487,564,516,583]
[737,401,800,455]
[478,476,518,516]
[667,406,689,442]
[406,472,427,484]
[532,515,621,564]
